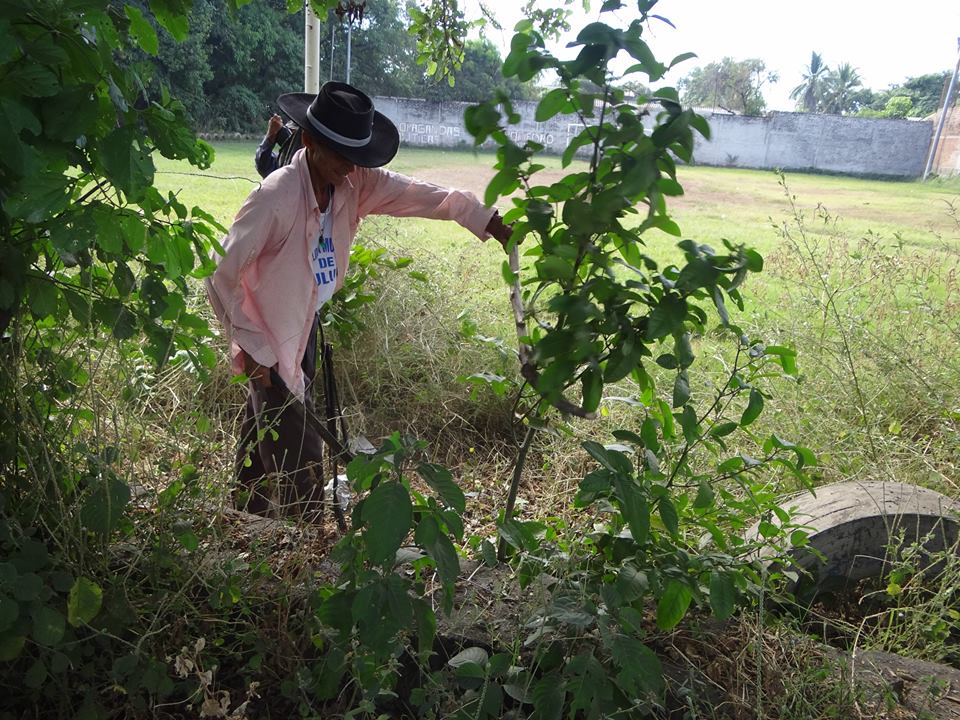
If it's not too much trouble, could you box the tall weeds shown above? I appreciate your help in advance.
[751,177,960,494]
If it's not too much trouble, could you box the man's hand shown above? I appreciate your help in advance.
[485,212,514,249]
[240,349,273,388]
[266,114,284,143]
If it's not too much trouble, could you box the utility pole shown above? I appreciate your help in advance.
[329,21,335,82]
[304,0,320,93]
[334,1,365,84]
[923,37,960,180]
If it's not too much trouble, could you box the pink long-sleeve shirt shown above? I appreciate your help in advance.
[206,148,496,400]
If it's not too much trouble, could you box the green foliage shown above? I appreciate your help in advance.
[407,0,472,84]
[1,0,249,714]
[304,433,466,708]
[422,39,537,102]
[819,63,865,115]
[1,2,219,344]
[857,94,914,119]
[145,0,532,133]
[858,71,951,118]
[324,241,416,345]
[679,56,777,115]
[789,51,828,113]
[462,1,819,714]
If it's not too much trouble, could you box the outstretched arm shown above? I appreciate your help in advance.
[356,167,502,241]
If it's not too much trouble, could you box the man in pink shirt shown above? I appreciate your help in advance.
[206,82,512,521]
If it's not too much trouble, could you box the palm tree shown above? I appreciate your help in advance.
[821,63,864,115]
[790,51,828,112]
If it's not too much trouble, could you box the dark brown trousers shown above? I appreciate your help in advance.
[234,319,325,522]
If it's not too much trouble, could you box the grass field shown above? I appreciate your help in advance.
[156,145,960,487]
[122,143,960,714]
[155,142,960,336]
[155,142,960,254]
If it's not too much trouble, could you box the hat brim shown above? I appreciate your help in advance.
[278,92,399,168]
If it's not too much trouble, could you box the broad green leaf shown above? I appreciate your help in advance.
[580,368,602,413]
[31,605,65,646]
[612,475,649,544]
[41,87,99,142]
[497,517,538,552]
[532,674,565,720]
[537,255,575,281]
[741,388,763,427]
[413,598,436,658]
[416,463,465,512]
[535,88,569,122]
[0,21,16,64]
[448,646,488,668]
[658,497,679,537]
[765,345,798,376]
[614,564,648,602]
[679,405,699,444]
[361,482,412,566]
[27,280,59,319]
[124,4,159,55]
[668,52,697,69]
[13,574,42,601]
[582,441,633,475]
[151,0,190,41]
[80,477,131,536]
[709,422,738,438]
[672,371,690,408]
[576,468,613,505]
[603,340,641,383]
[99,126,155,199]
[0,596,18,631]
[484,167,520,206]
[610,634,664,697]
[67,577,102,627]
[758,520,780,538]
[674,332,694,368]
[112,263,136,297]
[655,579,692,630]
[0,632,25,662]
[414,515,460,589]
[693,479,714,508]
[2,63,60,97]
[709,571,736,620]
[6,171,73,224]
[647,294,686,340]
[24,658,46,689]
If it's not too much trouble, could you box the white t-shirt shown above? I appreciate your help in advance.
[310,195,337,311]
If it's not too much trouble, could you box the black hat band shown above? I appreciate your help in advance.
[306,105,372,148]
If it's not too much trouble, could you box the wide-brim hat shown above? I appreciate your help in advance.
[278,82,399,168]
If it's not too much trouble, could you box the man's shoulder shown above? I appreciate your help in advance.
[259,156,308,195]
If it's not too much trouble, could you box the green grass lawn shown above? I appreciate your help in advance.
[155,141,960,331]
[155,142,960,256]
[157,143,960,499]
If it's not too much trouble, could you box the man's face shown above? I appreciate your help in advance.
[303,133,356,187]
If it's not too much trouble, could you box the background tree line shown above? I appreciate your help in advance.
[679,51,952,118]
[140,0,535,133]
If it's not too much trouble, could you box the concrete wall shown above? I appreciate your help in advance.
[694,112,932,178]
[374,95,935,179]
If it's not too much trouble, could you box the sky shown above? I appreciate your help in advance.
[477,0,960,111]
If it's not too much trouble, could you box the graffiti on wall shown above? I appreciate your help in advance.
[397,122,465,147]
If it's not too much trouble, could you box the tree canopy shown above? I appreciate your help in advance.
[144,0,533,132]
[678,57,777,116]
[789,51,949,118]
[789,51,827,113]
[858,71,951,118]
